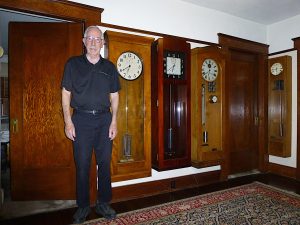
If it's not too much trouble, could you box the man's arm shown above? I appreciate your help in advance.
[109,91,119,140]
[62,87,75,141]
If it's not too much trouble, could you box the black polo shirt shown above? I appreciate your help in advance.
[61,54,121,110]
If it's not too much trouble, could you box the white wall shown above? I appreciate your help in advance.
[268,14,300,53]
[70,0,267,44]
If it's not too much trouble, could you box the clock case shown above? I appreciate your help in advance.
[104,30,154,181]
[191,46,225,167]
[151,37,191,171]
[268,55,292,157]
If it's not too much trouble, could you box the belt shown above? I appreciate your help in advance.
[75,108,110,115]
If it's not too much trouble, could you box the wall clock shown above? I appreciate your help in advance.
[191,46,225,168]
[151,37,191,171]
[270,62,283,76]
[104,30,154,182]
[202,58,218,82]
[117,51,143,80]
[268,55,292,157]
[163,51,185,79]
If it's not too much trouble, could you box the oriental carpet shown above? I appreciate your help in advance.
[83,182,300,225]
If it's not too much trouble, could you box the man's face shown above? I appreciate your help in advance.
[83,28,103,56]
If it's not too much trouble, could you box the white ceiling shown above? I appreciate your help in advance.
[182,0,300,25]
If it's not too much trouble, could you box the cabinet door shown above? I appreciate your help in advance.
[152,37,191,171]
[9,22,93,200]
[104,31,153,182]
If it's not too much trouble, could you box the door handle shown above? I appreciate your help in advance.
[254,116,259,126]
[11,118,18,133]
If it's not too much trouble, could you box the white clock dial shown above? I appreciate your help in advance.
[117,52,143,80]
[166,57,181,75]
[202,59,218,82]
[270,62,283,76]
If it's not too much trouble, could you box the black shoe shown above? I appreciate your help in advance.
[73,206,91,224]
[95,202,116,220]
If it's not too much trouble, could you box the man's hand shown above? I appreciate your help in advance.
[109,121,117,140]
[64,122,76,141]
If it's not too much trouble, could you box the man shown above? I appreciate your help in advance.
[61,26,120,224]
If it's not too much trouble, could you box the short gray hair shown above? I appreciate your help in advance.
[83,26,103,38]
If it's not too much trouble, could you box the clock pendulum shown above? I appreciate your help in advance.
[201,84,208,144]
[122,81,133,162]
[166,84,175,156]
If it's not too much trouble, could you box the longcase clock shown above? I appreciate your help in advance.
[104,30,154,181]
[191,46,225,167]
[151,37,191,171]
[268,55,292,157]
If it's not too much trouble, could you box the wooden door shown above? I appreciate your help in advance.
[9,22,84,200]
[228,50,259,174]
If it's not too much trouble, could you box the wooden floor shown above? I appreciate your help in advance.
[1,173,299,225]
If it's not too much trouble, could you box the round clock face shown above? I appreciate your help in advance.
[270,62,283,76]
[117,52,143,80]
[202,59,218,82]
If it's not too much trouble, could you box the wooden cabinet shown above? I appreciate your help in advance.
[268,55,292,157]
[191,46,225,167]
[104,31,154,181]
[151,37,191,171]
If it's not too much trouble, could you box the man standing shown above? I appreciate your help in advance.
[61,26,120,224]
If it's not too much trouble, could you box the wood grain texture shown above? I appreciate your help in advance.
[151,37,191,171]
[104,31,154,182]
[191,46,225,167]
[218,34,269,176]
[268,56,292,157]
[9,23,82,200]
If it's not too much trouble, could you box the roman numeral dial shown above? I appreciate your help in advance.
[202,59,218,82]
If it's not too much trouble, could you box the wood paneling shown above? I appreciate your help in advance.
[112,170,221,202]
[268,163,296,179]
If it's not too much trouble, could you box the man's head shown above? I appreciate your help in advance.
[82,26,103,57]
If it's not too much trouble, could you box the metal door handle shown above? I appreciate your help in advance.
[11,118,18,133]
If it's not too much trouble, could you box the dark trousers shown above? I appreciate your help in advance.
[72,111,112,208]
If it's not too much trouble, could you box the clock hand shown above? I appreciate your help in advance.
[120,64,131,72]
[167,64,175,72]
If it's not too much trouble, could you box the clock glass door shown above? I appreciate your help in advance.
[163,83,187,159]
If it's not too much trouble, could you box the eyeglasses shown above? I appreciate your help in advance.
[85,36,102,43]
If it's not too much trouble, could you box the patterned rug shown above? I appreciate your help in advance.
[84,182,300,225]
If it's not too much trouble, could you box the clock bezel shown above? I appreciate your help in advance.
[163,50,185,79]
[116,51,143,81]
[270,62,283,76]
[201,58,219,82]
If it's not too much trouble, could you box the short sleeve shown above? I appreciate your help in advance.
[110,64,121,93]
[61,59,73,91]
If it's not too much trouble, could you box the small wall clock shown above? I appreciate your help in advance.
[117,51,143,80]
[163,51,185,79]
[268,55,292,157]
[270,62,283,76]
[202,58,218,82]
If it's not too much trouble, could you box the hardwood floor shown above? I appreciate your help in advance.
[1,173,299,225]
